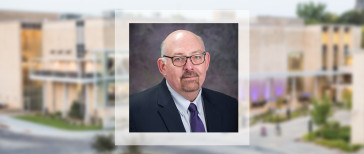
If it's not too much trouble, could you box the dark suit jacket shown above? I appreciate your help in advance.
[129,79,238,132]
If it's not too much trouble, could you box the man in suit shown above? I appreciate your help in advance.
[130,30,238,132]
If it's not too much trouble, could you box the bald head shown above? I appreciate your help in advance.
[157,29,210,100]
[161,30,205,58]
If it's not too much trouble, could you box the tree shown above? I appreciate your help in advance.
[322,12,339,23]
[310,96,332,126]
[296,2,328,24]
[337,10,364,25]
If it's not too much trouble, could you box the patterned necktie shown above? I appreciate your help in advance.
[188,103,206,132]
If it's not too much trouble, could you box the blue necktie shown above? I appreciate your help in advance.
[188,103,206,132]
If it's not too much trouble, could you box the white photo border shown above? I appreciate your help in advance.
[115,10,250,145]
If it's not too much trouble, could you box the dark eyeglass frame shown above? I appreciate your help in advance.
[163,52,206,67]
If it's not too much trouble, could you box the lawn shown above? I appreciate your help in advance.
[15,114,102,131]
[250,106,309,125]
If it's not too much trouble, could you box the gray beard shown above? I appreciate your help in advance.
[181,79,200,92]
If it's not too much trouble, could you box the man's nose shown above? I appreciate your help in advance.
[183,57,194,71]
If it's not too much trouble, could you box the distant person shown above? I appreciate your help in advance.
[261,126,267,137]
[129,30,238,132]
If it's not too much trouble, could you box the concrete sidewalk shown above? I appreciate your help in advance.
[0,114,112,140]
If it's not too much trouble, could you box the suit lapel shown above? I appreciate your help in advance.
[202,89,223,132]
[157,79,186,132]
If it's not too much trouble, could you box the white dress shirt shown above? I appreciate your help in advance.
[166,80,207,132]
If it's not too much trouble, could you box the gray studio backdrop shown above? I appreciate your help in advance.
[129,23,238,99]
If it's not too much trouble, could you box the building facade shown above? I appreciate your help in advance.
[0,21,43,110]
[29,17,117,126]
[249,16,362,114]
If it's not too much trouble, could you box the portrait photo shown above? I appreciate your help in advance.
[129,23,238,133]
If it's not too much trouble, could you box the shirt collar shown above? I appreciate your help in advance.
[166,80,203,114]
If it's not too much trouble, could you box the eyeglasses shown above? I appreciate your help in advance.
[163,52,206,67]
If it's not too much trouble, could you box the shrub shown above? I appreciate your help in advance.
[54,111,62,118]
[92,134,116,153]
[303,132,316,141]
[320,121,340,140]
[338,126,350,142]
[68,101,84,119]
[315,139,362,152]
[303,121,362,152]
[318,122,350,142]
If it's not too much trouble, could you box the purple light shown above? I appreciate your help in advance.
[264,82,270,100]
[275,79,285,96]
[250,80,260,102]
[276,86,283,96]
[251,88,259,102]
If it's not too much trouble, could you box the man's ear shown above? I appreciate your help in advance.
[157,58,167,76]
[205,52,210,71]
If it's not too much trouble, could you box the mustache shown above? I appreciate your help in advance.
[181,71,199,78]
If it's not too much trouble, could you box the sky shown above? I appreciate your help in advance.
[0,0,356,18]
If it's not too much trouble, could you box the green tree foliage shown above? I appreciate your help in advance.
[322,12,339,23]
[310,96,331,126]
[295,2,364,25]
[297,2,331,24]
[337,10,364,25]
